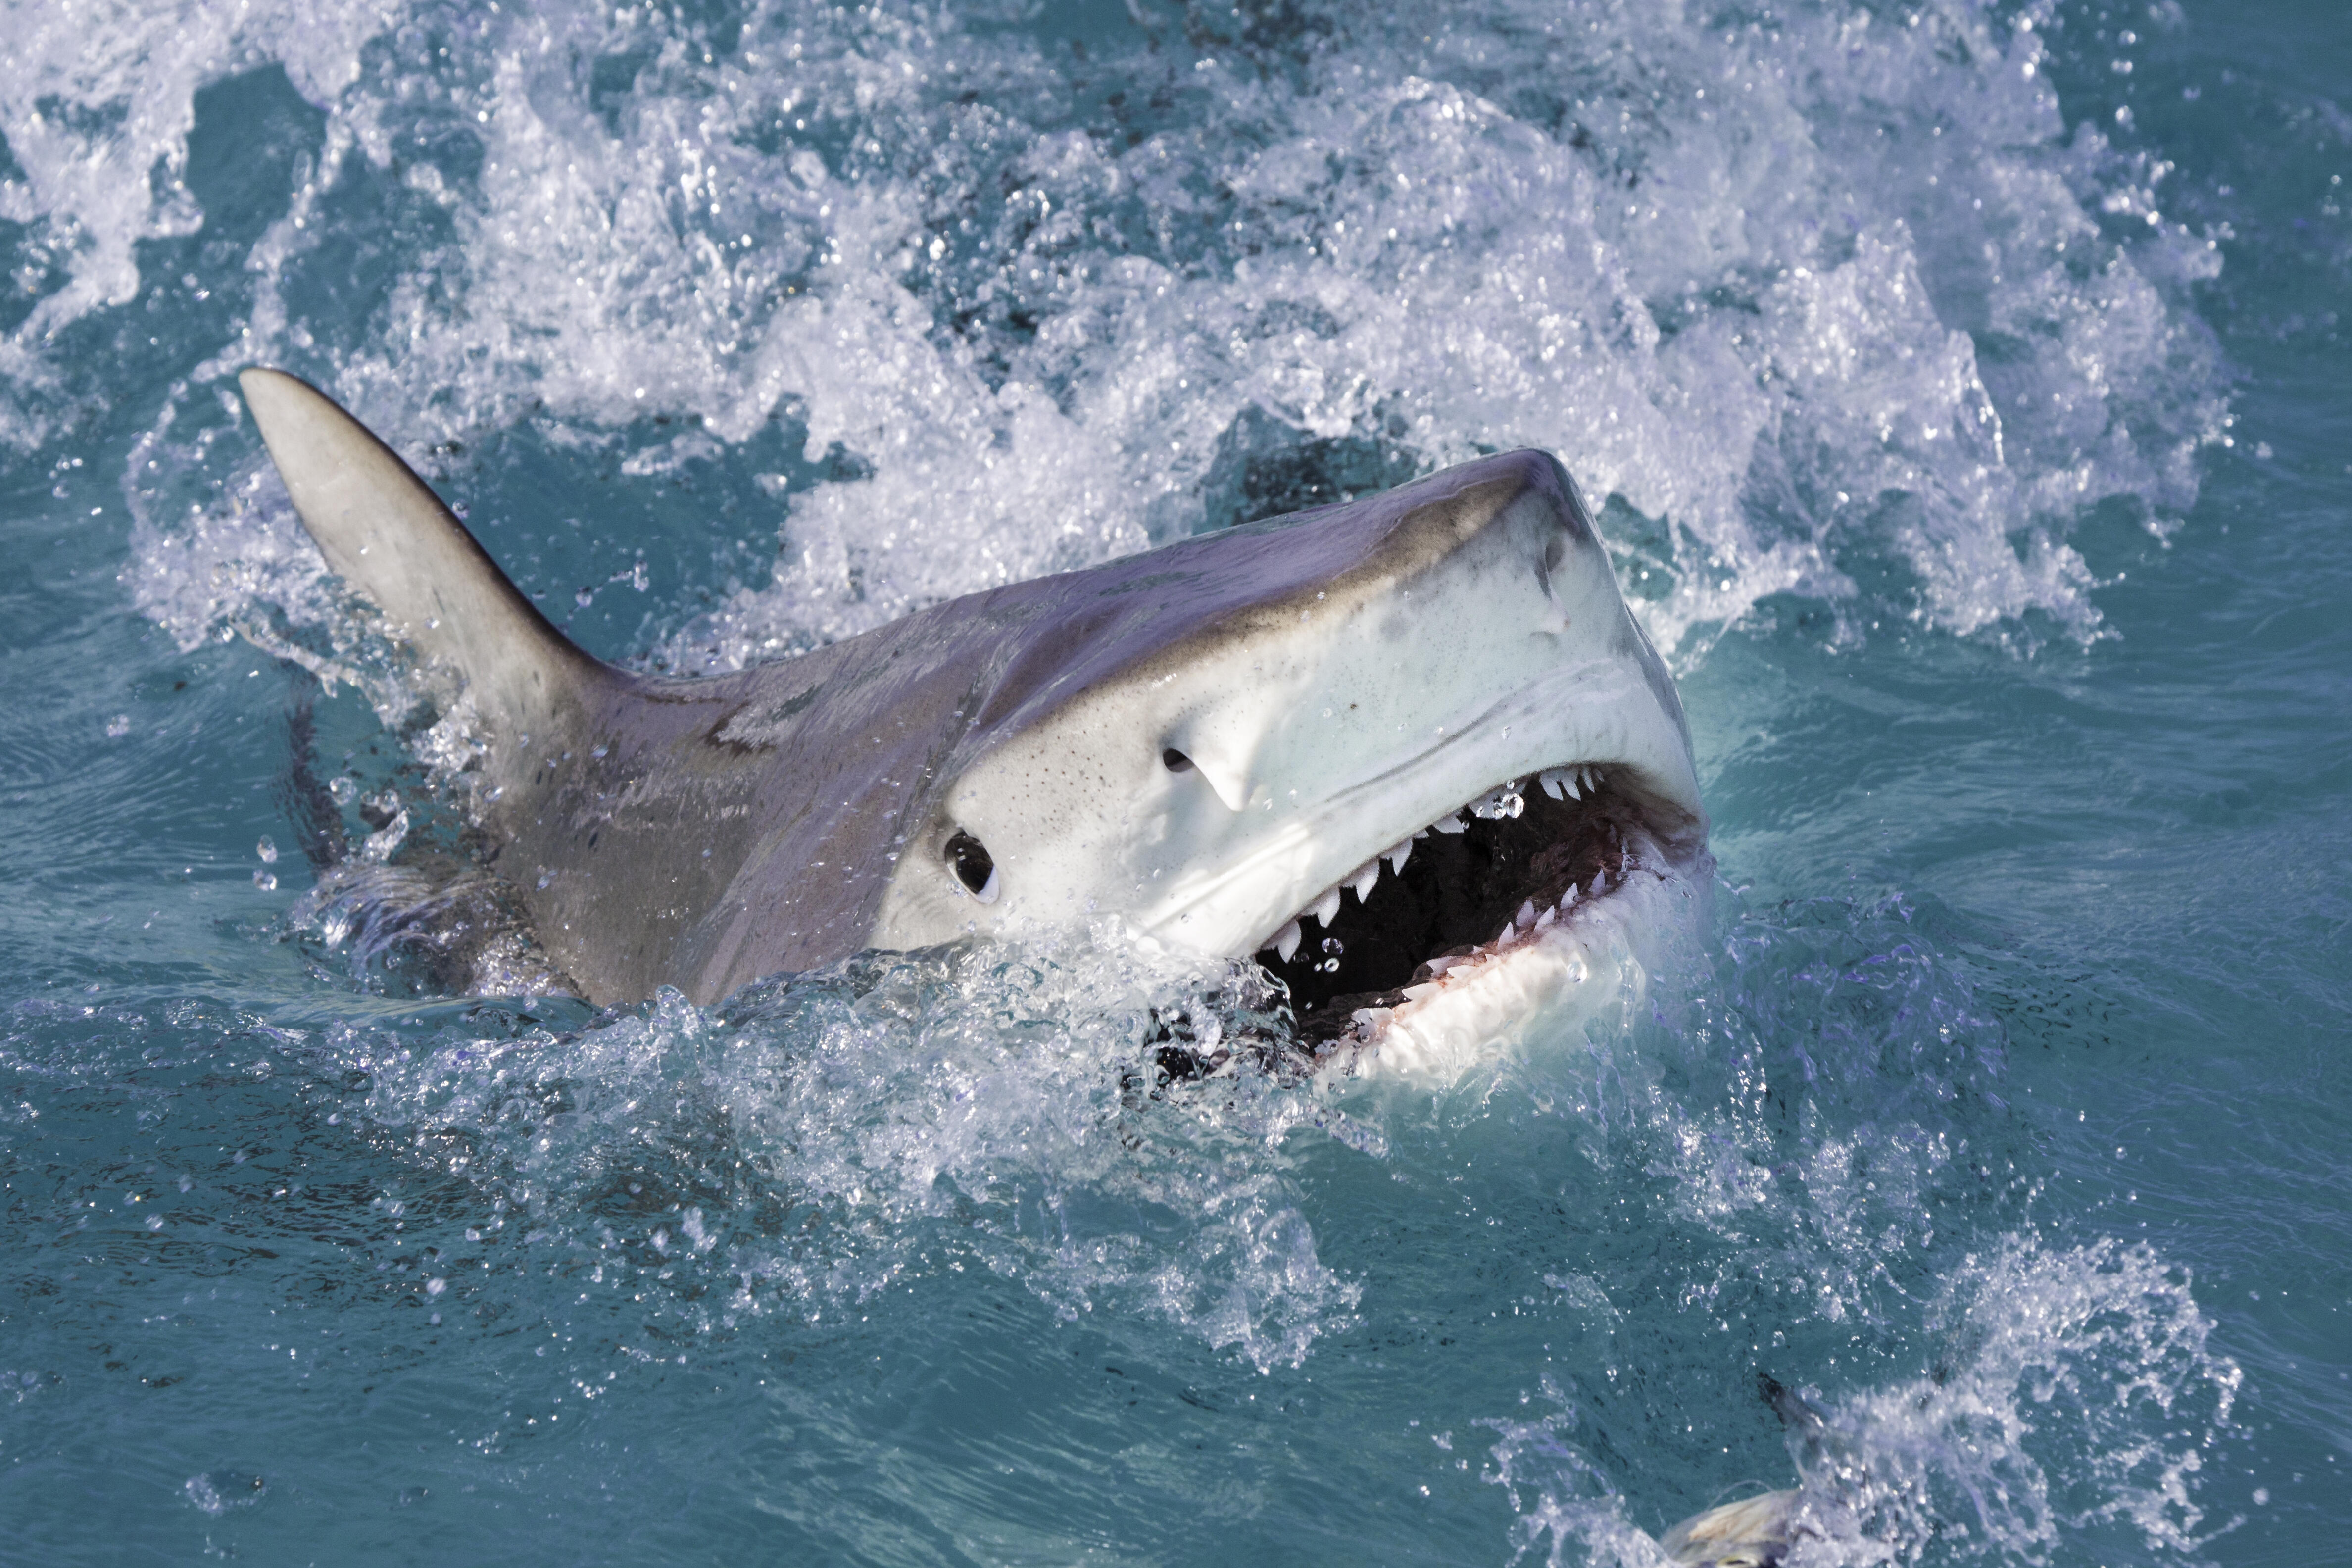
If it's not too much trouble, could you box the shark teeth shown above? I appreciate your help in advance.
[1376,868,1652,1040]
[1259,760,1620,961]
[1537,764,1602,801]
[1489,896,1543,951]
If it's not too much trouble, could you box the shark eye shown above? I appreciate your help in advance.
[944,830,1000,903]
[1161,749,1195,773]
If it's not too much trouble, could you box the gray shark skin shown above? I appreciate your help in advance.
[239,368,1706,1056]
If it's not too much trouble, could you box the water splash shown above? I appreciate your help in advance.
[1483,1238,2239,1566]
[34,0,2227,670]
[182,1469,268,1516]
[1468,889,2244,1566]
[336,930,1372,1372]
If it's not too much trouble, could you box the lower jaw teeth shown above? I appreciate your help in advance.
[1399,869,1628,992]
[1260,769,1635,1004]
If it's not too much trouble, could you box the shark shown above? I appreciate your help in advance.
[239,367,1708,1077]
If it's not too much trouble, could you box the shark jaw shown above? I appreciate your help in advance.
[1250,763,1705,1079]
[849,449,1707,1080]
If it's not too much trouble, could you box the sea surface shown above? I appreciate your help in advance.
[1,0,2345,1562]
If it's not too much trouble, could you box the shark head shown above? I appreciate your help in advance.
[868,451,1707,1073]
[239,367,1704,1077]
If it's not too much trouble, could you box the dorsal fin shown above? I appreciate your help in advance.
[238,368,612,770]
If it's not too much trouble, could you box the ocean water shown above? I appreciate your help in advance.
[1,0,2345,1560]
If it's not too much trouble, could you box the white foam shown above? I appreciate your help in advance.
[19,0,2225,662]
[0,0,373,445]
[1483,1238,2240,1566]
[1822,1235,2244,1559]
[344,930,1370,1371]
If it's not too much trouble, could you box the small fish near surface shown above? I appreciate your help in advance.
[238,368,1708,1077]
[1647,1377,1872,1567]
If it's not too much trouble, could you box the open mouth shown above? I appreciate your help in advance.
[1253,766,1663,1048]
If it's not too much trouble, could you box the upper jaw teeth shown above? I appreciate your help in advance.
[1538,764,1598,801]
[1256,762,1613,958]
[1272,919,1302,962]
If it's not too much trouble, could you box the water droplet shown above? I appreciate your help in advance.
[184,1471,266,1515]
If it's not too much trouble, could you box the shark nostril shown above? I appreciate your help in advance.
[944,830,999,903]
[1161,749,1195,773]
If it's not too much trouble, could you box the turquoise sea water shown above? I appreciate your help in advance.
[2,0,2345,1562]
